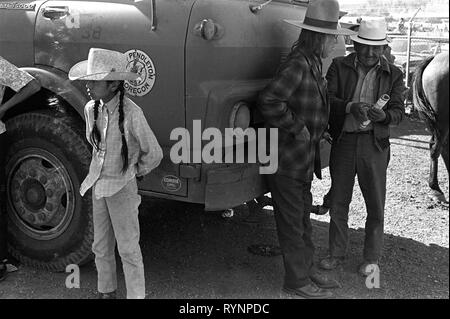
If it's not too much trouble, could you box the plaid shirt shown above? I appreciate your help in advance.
[258,50,329,181]
[0,56,34,134]
[80,93,163,199]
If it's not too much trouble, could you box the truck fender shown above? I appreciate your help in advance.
[202,79,270,130]
[19,66,87,118]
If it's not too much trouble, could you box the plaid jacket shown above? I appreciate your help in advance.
[258,49,329,181]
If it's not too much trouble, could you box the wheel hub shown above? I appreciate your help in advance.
[22,179,47,210]
[8,151,75,238]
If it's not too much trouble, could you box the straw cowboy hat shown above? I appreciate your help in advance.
[284,0,356,36]
[69,48,140,81]
[350,18,391,45]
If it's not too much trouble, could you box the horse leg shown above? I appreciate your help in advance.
[440,136,449,203]
[440,134,449,174]
[428,136,446,202]
[441,136,449,203]
[428,156,445,199]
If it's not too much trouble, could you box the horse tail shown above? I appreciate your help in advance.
[413,55,440,159]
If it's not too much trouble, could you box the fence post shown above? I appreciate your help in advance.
[405,7,421,89]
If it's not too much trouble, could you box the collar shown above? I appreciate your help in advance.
[101,92,120,114]
[311,53,322,66]
[343,52,391,74]
[298,50,324,78]
[312,54,324,75]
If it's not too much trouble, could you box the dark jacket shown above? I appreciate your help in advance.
[258,49,329,181]
[326,53,406,150]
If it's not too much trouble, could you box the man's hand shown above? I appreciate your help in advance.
[349,102,371,122]
[367,107,386,122]
[322,131,332,144]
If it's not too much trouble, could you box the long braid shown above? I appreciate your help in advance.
[117,82,129,173]
[91,100,101,151]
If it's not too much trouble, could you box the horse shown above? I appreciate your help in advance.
[412,52,449,202]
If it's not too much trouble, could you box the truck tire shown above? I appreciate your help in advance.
[4,111,93,271]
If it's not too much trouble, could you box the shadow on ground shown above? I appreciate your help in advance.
[0,198,447,299]
[135,200,449,299]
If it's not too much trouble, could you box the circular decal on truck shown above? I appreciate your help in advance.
[124,49,156,97]
[161,175,182,192]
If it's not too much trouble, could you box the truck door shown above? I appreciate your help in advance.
[34,0,194,197]
[0,0,48,66]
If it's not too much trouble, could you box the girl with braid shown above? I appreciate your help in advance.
[69,48,163,299]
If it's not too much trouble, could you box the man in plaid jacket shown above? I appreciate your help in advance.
[259,51,328,182]
[257,0,355,299]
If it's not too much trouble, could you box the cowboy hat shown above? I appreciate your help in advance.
[350,18,391,45]
[284,0,356,36]
[69,48,140,81]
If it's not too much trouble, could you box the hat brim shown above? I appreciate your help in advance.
[68,60,140,81]
[350,35,391,46]
[284,19,357,36]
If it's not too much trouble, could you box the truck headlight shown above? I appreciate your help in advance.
[229,102,251,130]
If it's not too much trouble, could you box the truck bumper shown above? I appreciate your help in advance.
[204,163,268,211]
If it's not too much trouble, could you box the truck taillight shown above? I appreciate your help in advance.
[229,102,251,130]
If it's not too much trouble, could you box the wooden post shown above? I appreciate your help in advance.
[405,7,421,89]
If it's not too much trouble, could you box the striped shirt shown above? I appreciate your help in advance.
[0,56,34,134]
[80,92,163,199]
[342,57,381,132]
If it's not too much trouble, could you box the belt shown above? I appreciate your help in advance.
[343,130,373,135]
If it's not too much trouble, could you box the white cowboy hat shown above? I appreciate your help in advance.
[69,48,140,81]
[284,0,356,36]
[350,18,391,45]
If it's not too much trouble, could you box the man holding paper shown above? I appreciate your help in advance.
[319,18,406,276]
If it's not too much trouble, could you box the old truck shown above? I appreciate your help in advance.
[0,0,345,271]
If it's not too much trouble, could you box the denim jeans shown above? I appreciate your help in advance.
[328,132,390,262]
[92,178,145,299]
[267,173,315,289]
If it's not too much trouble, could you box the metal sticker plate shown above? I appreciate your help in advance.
[125,49,156,97]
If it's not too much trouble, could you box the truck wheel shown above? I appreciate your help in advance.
[4,111,93,271]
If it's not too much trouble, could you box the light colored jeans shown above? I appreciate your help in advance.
[92,178,145,299]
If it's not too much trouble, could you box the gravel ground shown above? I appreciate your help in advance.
[308,115,449,298]
[0,115,448,299]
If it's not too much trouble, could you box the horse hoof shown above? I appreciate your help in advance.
[429,190,448,203]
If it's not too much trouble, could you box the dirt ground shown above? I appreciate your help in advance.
[0,115,448,299]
